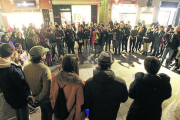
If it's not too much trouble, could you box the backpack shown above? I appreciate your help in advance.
[54,84,69,120]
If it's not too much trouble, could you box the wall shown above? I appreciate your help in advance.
[52,0,99,5]
[1,0,52,13]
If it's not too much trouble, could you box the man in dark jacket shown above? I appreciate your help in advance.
[151,26,165,57]
[109,19,113,29]
[161,26,180,67]
[84,51,128,120]
[65,25,76,54]
[46,29,56,60]
[54,25,64,59]
[83,25,90,51]
[127,56,172,120]
[122,24,130,52]
[0,43,30,120]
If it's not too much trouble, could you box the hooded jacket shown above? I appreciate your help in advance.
[50,70,85,120]
[0,57,30,109]
[84,70,128,120]
[126,72,172,120]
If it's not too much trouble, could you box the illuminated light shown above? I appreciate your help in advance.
[115,0,119,3]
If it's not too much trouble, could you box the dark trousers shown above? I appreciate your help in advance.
[67,42,75,54]
[46,54,52,65]
[57,42,64,57]
[15,104,29,120]
[78,42,83,53]
[150,41,154,52]
[122,37,128,51]
[129,39,136,52]
[40,103,53,120]
[52,46,56,58]
[94,43,99,55]
[136,37,143,51]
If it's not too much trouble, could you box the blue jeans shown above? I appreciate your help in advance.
[152,43,160,56]
[15,104,29,120]
[161,46,175,64]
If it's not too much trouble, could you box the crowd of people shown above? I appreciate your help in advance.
[0,19,178,120]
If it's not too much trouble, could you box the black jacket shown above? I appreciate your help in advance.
[124,28,130,37]
[54,30,64,43]
[154,30,165,43]
[77,31,84,43]
[84,70,128,120]
[65,29,75,43]
[14,37,26,50]
[144,31,154,43]
[45,33,55,43]
[127,72,172,120]
[165,33,180,49]
[83,29,90,39]
[0,58,30,109]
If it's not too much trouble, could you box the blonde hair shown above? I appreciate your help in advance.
[78,27,82,33]
[139,27,143,33]
[44,38,49,42]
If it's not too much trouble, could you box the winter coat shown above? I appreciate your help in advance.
[38,33,45,46]
[89,27,95,37]
[124,28,130,37]
[77,31,84,43]
[45,33,55,43]
[153,30,165,44]
[127,72,172,120]
[143,31,154,43]
[164,33,180,49]
[50,70,85,120]
[83,29,90,39]
[99,31,104,46]
[26,34,40,51]
[65,29,76,43]
[23,62,51,104]
[84,70,128,120]
[130,30,138,38]
[14,37,26,50]
[0,57,30,109]
[103,30,109,41]
[54,30,64,43]
[117,29,124,41]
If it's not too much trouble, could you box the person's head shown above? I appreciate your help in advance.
[78,27,82,32]
[175,26,180,34]
[139,27,143,33]
[1,34,9,42]
[67,25,71,30]
[47,29,51,34]
[84,25,88,29]
[44,38,49,45]
[148,28,151,33]
[144,56,161,74]
[97,51,113,70]
[36,29,40,34]
[113,26,116,30]
[160,25,164,31]
[15,43,22,50]
[142,23,145,27]
[125,24,128,28]
[0,43,15,58]
[29,46,49,63]
[134,25,137,30]
[120,24,124,28]
[16,31,22,39]
[12,31,16,36]
[167,25,172,30]
[95,28,99,32]
[55,25,59,30]
[62,54,79,75]
[29,28,35,35]
[170,27,174,32]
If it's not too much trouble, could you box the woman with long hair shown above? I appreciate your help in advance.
[10,31,16,43]
[135,27,144,52]
[1,34,15,48]
[50,54,85,120]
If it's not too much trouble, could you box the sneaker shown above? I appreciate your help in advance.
[29,107,39,114]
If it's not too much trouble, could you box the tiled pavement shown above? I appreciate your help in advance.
[1,51,180,120]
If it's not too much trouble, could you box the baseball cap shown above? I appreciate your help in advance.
[29,46,49,58]
[96,51,114,65]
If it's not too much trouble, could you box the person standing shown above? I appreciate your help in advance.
[23,46,53,120]
[151,26,165,57]
[116,25,124,54]
[83,25,90,51]
[84,51,128,120]
[77,27,84,54]
[26,28,40,51]
[112,26,118,54]
[0,43,30,120]
[126,56,172,120]
[50,54,85,120]
[129,26,138,53]
[109,19,113,29]
[136,27,144,52]
[10,31,16,43]
[122,24,130,52]
[46,29,56,60]
[14,31,26,50]
[36,29,45,46]
[54,25,65,59]
[142,28,154,55]
[65,25,76,54]
[43,38,53,66]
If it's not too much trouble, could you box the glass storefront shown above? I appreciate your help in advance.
[111,4,137,27]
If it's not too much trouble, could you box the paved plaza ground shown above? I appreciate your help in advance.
[1,48,180,120]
